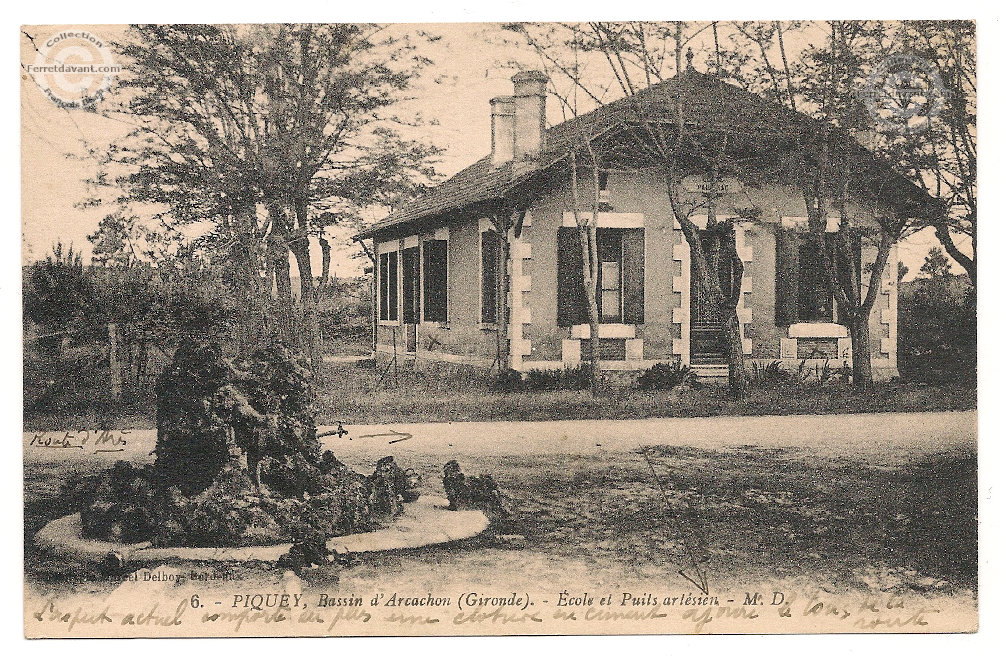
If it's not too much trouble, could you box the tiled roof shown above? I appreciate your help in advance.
[359,70,929,239]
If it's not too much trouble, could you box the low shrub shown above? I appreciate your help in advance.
[524,365,592,391]
[637,362,698,391]
[815,359,851,385]
[494,368,524,392]
[751,361,792,388]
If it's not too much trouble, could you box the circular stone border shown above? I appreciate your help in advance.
[35,495,489,565]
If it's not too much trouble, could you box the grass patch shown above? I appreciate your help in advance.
[312,360,975,426]
[23,356,977,431]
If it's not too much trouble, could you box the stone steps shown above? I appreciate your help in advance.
[691,364,729,379]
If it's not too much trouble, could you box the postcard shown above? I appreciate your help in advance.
[21,20,977,637]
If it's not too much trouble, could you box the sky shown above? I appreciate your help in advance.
[20,22,968,280]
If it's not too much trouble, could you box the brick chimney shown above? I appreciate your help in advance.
[511,70,549,171]
[490,95,515,166]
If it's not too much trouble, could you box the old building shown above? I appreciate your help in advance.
[358,67,933,380]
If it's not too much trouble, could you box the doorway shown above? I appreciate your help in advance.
[689,233,735,366]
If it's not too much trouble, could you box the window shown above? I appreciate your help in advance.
[422,239,448,322]
[378,250,398,322]
[597,228,623,322]
[797,240,833,322]
[481,230,501,324]
[776,229,848,326]
[557,226,644,327]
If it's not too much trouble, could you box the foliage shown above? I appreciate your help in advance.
[816,360,852,385]
[23,242,90,337]
[637,362,699,391]
[493,368,525,393]
[491,366,596,392]
[316,277,372,351]
[885,21,977,286]
[898,267,976,385]
[751,359,851,388]
[24,245,242,356]
[920,246,953,278]
[750,361,792,387]
[524,365,593,391]
[84,24,442,362]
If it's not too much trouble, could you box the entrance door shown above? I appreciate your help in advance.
[689,234,734,366]
[401,245,421,353]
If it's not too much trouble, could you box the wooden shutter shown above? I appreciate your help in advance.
[422,239,448,322]
[481,230,500,323]
[775,227,799,326]
[557,227,588,327]
[401,246,420,324]
[387,250,398,321]
[378,252,388,320]
[622,228,645,324]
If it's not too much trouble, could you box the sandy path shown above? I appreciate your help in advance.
[24,410,976,467]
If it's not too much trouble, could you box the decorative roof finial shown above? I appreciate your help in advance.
[686,48,695,71]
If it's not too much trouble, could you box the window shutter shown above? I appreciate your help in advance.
[387,250,398,321]
[775,227,799,326]
[401,246,420,324]
[622,227,645,324]
[377,253,383,320]
[378,253,388,320]
[422,239,448,322]
[481,230,500,324]
[557,227,588,327]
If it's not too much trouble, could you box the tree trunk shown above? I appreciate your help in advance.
[580,223,601,393]
[290,198,322,372]
[266,223,293,342]
[723,313,749,397]
[587,159,603,394]
[850,315,873,389]
[717,222,749,400]
[569,152,600,393]
[233,206,267,355]
[673,214,749,401]
[318,233,332,292]
[288,230,321,371]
